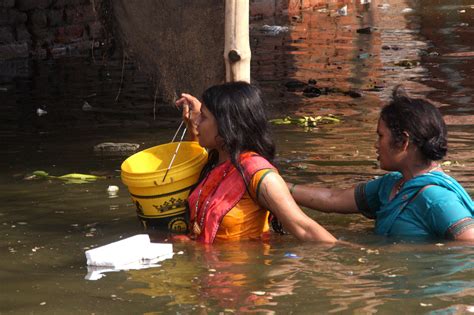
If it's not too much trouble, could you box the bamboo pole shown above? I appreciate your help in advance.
[224,0,251,83]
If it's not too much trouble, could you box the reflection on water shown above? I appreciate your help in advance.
[1,0,473,314]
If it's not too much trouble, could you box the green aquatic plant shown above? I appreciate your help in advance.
[269,115,341,127]
[30,170,106,184]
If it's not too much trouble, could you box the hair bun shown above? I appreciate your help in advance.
[421,136,447,160]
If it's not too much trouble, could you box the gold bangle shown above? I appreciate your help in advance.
[289,183,297,194]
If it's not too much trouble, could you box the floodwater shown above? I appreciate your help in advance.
[1,0,473,314]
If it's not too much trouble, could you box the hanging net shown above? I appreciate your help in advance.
[111,0,225,104]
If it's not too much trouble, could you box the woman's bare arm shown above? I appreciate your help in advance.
[257,172,337,243]
[289,183,359,214]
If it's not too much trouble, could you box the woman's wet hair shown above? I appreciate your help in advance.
[199,81,276,178]
[380,86,448,161]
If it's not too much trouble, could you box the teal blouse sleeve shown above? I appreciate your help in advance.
[354,172,402,219]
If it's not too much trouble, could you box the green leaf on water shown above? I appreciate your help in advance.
[29,171,105,183]
[269,115,341,127]
[32,170,50,177]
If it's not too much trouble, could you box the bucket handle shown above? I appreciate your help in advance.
[162,113,191,182]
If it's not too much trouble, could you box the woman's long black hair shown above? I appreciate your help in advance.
[198,81,276,182]
[195,82,283,233]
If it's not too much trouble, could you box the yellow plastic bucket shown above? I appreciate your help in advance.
[121,141,207,232]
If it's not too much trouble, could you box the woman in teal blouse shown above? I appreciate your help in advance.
[289,86,474,241]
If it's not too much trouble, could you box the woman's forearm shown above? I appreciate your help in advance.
[289,183,359,214]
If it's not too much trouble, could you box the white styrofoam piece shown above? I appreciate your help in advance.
[85,252,174,281]
[85,234,150,267]
[142,243,173,260]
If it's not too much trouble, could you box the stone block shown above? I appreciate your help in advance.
[16,0,52,11]
[0,0,15,8]
[65,4,95,25]
[0,41,28,59]
[30,9,47,28]
[47,8,63,26]
[30,27,54,44]
[0,25,14,42]
[15,24,30,41]
[54,24,83,43]
[0,8,7,24]
[53,0,87,8]
[87,20,102,38]
[0,8,27,25]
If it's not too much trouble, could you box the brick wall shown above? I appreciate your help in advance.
[0,0,337,61]
[0,0,104,60]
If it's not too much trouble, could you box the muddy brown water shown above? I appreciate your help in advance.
[1,1,473,314]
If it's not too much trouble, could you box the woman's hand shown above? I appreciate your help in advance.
[175,93,202,142]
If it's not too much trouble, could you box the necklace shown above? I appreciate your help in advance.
[192,165,230,236]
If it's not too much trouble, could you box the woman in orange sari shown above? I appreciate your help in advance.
[176,82,336,244]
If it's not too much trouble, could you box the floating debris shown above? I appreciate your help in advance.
[269,115,341,127]
[441,160,464,167]
[337,5,348,16]
[357,27,374,34]
[366,249,379,255]
[94,142,140,153]
[36,108,47,116]
[82,101,93,111]
[260,25,289,36]
[394,60,419,69]
[303,86,322,98]
[344,90,363,98]
[107,185,119,197]
[284,80,307,92]
[29,170,105,184]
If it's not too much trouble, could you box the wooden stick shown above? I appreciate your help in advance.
[224,0,251,83]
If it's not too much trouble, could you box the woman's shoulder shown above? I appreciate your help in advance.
[240,152,275,170]
[419,184,459,202]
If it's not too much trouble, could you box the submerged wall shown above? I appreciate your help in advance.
[0,0,343,61]
[0,0,104,60]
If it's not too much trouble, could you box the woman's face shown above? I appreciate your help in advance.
[375,118,402,171]
[196,104,221,149]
